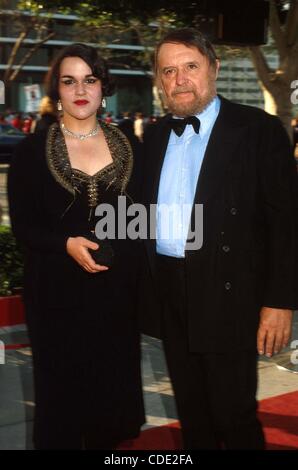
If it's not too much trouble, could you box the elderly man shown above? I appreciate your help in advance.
[140,28,298,449]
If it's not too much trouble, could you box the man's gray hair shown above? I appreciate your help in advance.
[155,27,218,73]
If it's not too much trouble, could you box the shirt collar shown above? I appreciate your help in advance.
[172,95,220,138]
[194,95,220,137]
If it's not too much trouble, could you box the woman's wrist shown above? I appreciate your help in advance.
[66,236,75,254]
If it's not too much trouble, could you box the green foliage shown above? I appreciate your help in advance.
[0,226,24,297]
[37,0,258,72]
[17,0,47,15]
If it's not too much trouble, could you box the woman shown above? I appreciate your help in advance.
[8,44,145,450]
[34,96,58,133]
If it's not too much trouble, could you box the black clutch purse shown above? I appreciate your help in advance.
[84,231,115,268]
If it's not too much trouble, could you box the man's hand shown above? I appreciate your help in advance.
[66,237,109,273]
[257,307,293,357]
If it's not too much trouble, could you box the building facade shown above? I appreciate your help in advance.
[0,6,153,116]
[1,3,297,118]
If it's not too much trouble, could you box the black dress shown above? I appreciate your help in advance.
[8,122,145,449]
[34,113,57,134]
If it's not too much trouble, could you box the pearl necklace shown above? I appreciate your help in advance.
[61,121,100,140]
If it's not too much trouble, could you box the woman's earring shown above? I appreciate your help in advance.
[101,98,106,108]
[57,100,62,111]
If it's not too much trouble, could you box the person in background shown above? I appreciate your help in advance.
[143,115,158,141]
[4,109,14,125]
[34,96,58,133]
[11,113,22,130]
[21,114,34,134]
[122,111,133,121]
[118,116,142,154]
[104,111,114,124]
[134,112,144,142]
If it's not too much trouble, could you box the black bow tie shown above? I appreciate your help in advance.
[168,116,200,137]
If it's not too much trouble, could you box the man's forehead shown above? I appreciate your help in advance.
[158,43,206,65]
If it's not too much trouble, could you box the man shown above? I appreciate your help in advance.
[140,28,298,449]
[134,112,145,142]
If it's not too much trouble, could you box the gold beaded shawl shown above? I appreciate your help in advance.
[46,121,133,212]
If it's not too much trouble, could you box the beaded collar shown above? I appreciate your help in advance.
[46,121,133,210]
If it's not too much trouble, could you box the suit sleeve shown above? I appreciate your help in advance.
[7,136,68,254]
[260,116,298,309]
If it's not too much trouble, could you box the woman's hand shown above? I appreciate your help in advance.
[66,237,109,273]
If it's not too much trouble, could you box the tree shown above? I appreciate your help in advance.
[249,0,298,139]
[4,0,297,137]
[41,0,298,138]
[0,0,56,85]
[40,0,181,115]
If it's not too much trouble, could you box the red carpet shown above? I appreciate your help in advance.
[258,390,298,450]
[1,304,297,450]
[118,391,298,450]
[0,295,25,327]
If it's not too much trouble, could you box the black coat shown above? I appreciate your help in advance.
[140,96,298,353]
[7,123,145,445]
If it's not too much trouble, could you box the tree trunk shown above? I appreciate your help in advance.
[274,91,294,142]
[250,47,293,143]
[261,82,293,141]
[261,84,277,115]
[152,84,165,116]
[263,82,293,142]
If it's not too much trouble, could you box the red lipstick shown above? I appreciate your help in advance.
[74,100,89,105]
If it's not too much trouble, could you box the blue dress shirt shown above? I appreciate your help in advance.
[156,95,221,258]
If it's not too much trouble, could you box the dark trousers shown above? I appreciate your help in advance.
[156,254,265,450]
[32,369,123,450]
[34,420,122,450]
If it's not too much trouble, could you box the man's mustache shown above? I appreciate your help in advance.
[172,88,195,96]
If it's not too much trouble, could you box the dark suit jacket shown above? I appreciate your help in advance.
[139,96,298,353]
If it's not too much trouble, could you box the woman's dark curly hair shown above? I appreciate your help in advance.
[46,43,115,102]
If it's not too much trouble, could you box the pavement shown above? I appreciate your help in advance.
[0,313,297,450]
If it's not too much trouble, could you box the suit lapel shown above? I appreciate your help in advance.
[145,115,172,205]
[145,98,246,209]
[144,97,247,268]
[143,115,171,271]
[194,97,246,205]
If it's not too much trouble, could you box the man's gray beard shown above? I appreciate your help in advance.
[167,87,216,117]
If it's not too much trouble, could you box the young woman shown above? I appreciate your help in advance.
[8,43,144,450]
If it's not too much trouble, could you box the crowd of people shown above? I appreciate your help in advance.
[1,106,297,164]
[0,111,36,133]
[0,106,160,144]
